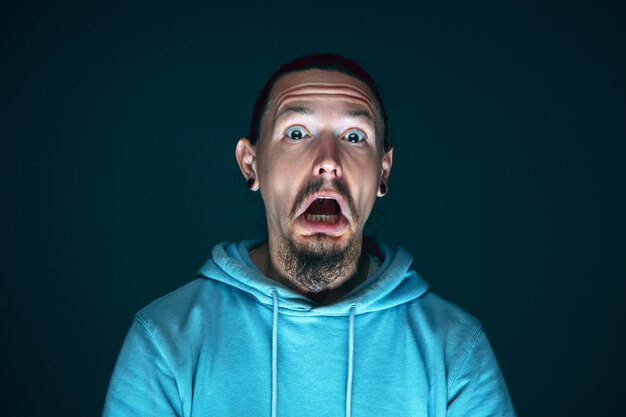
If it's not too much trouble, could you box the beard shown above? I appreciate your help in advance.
[278,233,361,293]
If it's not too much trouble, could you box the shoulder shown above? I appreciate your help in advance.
[416,291,481,332]
[125,278,236,363]
[133,278,225,338]
[407,291,484,365]
[138,279,207,318]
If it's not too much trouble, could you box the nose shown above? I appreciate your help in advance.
[312,134,342,178]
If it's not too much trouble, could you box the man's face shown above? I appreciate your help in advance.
[252,69,392,257]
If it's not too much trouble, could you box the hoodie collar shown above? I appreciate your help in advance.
[197,239,429,316]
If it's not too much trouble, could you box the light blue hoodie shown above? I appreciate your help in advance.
[103,239,516,416]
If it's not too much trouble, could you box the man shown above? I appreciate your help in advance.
[103,54,516,416]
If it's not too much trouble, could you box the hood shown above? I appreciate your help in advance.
[197,239,429,316]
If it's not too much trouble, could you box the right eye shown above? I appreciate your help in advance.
[285,126,309,141]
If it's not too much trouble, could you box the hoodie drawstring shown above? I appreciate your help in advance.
[271,289,279,417]
[345,305,356,417]
[269,292,356,417]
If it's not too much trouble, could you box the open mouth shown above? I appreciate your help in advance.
[303,197,342,224]
[294,190,350,236]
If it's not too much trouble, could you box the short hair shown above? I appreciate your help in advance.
[248,53,390,151]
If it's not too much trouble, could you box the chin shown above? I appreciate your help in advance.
[279,230,362,293]
[295,232,353,253]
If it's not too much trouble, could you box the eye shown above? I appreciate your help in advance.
[285,126,309,141]
[342,129,366,143]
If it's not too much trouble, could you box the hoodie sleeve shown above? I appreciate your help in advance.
[102,316,182,417]
[447,327,517,417]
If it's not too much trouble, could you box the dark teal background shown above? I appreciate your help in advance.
[2,1,624,416]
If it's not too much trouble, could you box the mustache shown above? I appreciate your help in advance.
[290,178,358,222]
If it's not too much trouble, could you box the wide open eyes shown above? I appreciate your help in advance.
[284,126,367,143]
[285,126,309,141]
[342,129,366,143]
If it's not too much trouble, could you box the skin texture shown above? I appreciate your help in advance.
[236,69,393,300]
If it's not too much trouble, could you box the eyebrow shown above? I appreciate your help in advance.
[276,106,375,124]
[275,106,312,120]
[345,109,375,122]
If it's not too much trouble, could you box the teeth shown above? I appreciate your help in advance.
[304,213,339,223]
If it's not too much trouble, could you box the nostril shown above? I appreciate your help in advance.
[318,167,336,175]
[315,157,340,177]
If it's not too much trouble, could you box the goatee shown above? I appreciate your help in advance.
[279,234,361,293]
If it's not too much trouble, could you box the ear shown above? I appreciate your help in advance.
[378,146,393,197]
[235,138,259,191]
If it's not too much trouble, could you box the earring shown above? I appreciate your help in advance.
[247,178,255,189]
[379,182,387,196]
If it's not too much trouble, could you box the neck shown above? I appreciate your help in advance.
[250,237,368,305]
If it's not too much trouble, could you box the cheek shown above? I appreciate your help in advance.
[260,145,306,182]
[259,159,297,188]
[349,157,383,207]
[257,154,303,209]
[347,155,382,185]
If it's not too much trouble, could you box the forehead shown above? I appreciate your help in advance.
[267,70,379,121]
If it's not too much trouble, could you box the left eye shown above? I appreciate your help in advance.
[342,129,366,143]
